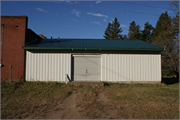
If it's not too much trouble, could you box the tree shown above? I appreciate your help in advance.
[152,11,179,78]
[152,28,179,78]
[169,1,179,39]
[151,12,171,40]
[103,22,112,39]
[128,21,141,40]
[122,34,128,40]
[141,22,154,43]
[103,17,123,39]
[168,0,179,15]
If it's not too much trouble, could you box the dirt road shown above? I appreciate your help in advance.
[25,92,128,119]
[2,82,179,119]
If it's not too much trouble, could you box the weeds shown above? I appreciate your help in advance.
[1,82,179,119]
[104,83,179,119]
[77,86,105,119]
[1,82,72,119]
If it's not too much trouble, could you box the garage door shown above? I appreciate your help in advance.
[74,55,101,81]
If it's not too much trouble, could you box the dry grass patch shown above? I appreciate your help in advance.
[76,85,128,119]
[1,82,73,119]
[1,81,179,119]
[104,83,179,119]
[76,86,103,118]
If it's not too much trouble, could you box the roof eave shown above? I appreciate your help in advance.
[22,47,164,51]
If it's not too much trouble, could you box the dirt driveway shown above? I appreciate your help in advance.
[2,82,178,119]
[25,92,128,119]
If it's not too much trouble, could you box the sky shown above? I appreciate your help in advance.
[1,0,177,39]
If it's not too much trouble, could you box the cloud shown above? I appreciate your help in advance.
[103,18,106,22]
[158,8,164,12]
[72,19,78,22]
[66,0,71,3]
[96,1,101,4]
[62,0,80,4]
[90,4,93,7]
[58,0,71,3]
[121,24,128,28]
[67,25,71,27]
[72,9,81,17]
[92,21,101,25]
[87,12,108,18]
[36,8,47,12]
[108,18,114,24]
[75,1,79,4]
[168,10,173,13]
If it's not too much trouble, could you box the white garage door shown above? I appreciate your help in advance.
[74,55,101,81]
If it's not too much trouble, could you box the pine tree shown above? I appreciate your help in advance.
[103,17,123,39]
[151,12,171,39]
[128,21,141,40]
[141,22,154,43]
[122,34,128,40]
[103,23,112,39]
[152,11,179,78]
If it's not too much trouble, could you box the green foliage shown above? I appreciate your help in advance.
[151,12,171,39]
[141,22,154,43]
[151,11,179,78]
[171,14,179,37]
[103,22,112,39]
[128,21,141,40]
[122,34,128,40]
[103,17,123,39]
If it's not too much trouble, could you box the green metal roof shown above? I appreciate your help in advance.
[22,39,164,51]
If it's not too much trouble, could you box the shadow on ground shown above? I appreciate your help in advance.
[161,77,179,85]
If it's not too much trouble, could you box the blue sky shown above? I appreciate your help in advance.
[1,0,177,39]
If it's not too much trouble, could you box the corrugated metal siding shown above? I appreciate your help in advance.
[73,55,101,81]
[26,51,161,82]
[102,54,161,82]
[26,51,71,81]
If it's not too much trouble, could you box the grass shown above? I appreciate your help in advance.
[76,85,106,118]
[1,81,179,119]
[104,82,179,119]
[1,82,73,119]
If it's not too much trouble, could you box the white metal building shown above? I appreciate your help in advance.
[23,39,164,83]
